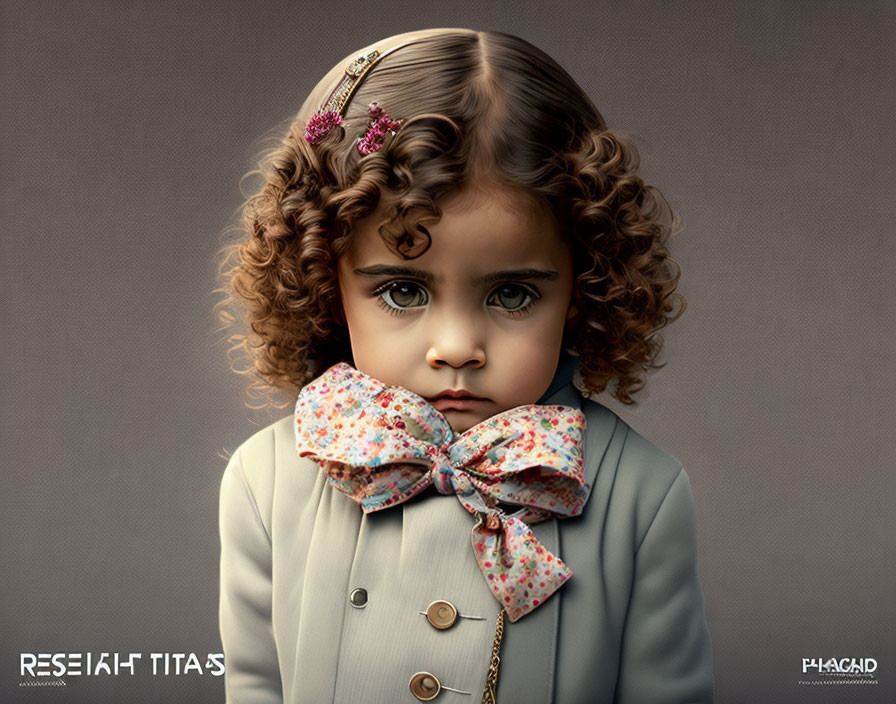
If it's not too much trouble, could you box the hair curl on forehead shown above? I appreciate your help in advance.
[216,30,686,410]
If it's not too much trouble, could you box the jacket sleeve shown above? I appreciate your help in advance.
[614,468,715,704]
[219,447,284,703]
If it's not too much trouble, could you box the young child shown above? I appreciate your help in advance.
[217,28,714,704]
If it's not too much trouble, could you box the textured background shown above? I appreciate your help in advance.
[2,1,894,702]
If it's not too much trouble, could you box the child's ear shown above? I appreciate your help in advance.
[331,297,347,326]
[328,284,347,326]
[561,301,580,353]
[564,299,580,326]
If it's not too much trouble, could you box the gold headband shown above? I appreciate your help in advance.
[304,31,471,150]
[318,40,415,117]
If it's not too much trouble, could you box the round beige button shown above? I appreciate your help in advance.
[425,600,457,629]
[409,671,441,700]
[349,588,368,608]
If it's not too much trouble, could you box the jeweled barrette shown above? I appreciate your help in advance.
[357,102,403,154]
[304,110,343,144]
[303,42,413,152]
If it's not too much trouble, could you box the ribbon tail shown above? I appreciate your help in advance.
[471,515,572,623]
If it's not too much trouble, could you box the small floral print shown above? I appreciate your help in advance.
[294,362,587,622]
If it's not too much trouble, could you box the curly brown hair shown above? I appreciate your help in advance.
[216,29,685,410]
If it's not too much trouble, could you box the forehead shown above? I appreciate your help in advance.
[346,183,569,271]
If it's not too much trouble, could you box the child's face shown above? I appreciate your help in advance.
[337,182,575,433]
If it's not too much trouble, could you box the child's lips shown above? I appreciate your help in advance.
[427,389,489,412]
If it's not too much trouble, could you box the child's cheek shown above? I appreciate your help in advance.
[494,329,564,405]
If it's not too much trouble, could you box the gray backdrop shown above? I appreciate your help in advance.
[2,1,893,702]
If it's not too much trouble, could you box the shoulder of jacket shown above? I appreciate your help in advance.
[579,396,687,545]
[580,396,682,479]
[223,414,295,529]
[233,414,294,467]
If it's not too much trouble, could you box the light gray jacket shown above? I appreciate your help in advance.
[218,382,714,703]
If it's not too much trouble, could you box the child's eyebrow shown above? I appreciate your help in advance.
[474,269,560,284]
[353,265,434,282]
[353,266,560,284]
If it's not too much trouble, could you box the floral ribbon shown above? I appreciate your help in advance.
[294,363,588,623]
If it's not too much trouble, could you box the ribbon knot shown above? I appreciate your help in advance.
[429,451,455,495]
[294,363,588,623]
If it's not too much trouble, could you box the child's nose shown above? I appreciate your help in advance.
[425,313,486,369]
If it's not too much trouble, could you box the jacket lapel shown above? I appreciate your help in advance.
[496,382,614,702]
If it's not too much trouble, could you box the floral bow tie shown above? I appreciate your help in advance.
[294,363,588,623]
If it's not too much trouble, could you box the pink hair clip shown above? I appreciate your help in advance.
[304,110,343,144]
[357,102,403,155]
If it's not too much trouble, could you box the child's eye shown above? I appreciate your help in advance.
[486,284,540,314]
[375,281,429,311]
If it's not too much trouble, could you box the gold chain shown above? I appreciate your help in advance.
[480,608,505,703]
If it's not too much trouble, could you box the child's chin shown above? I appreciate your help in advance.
[441,409,486,435]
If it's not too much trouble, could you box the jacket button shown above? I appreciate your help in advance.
[349,588,368,608]
[409,671,441,700]
[425,600,457,629]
